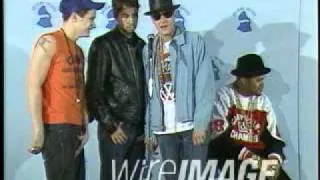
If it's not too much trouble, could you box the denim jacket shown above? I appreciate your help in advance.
[143,27,215,139]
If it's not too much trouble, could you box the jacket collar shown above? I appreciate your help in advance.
[172,26,185,46]
[112,25,143,45]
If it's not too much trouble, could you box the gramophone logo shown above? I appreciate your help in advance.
[100,5,118,29]
[233,7,256,32]
[32,2,57,28]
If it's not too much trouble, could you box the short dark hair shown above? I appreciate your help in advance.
[112,0,140,18]
[62,9,90,21]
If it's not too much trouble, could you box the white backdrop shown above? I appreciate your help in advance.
[4,0,318,180]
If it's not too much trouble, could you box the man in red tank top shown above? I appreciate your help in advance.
[26,0,104,179]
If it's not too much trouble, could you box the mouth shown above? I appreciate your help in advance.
[159,24,168,29]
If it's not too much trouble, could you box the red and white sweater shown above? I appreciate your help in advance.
[210,84,286,164]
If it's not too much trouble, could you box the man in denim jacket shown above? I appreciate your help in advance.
[143,0,215,179]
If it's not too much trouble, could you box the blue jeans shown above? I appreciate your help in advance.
[156,130,208,180]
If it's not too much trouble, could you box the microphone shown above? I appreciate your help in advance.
[147,34,154,59]
[147,34,154,98]
[146,34,155,172]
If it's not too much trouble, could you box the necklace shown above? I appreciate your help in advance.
[60,28,82,104]
[233,83,257,131]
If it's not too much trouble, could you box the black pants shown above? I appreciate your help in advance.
[98,122,145,180]
[42,124,85,180]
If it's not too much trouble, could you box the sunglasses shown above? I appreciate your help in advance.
[151,10,174,21]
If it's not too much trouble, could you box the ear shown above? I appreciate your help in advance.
[70,12,80,22]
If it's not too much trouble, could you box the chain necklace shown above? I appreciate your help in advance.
[233,83,258,130]
[60,28,82,104]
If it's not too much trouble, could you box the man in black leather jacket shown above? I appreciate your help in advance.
[85,0,146,179]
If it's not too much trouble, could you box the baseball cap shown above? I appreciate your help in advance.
[59,0,105,17]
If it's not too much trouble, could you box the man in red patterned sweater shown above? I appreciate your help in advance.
[209,54,291,180]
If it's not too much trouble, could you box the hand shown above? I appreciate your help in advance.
[28,125,44,154]
[75,127,89,157]
[110,122,127,144]
[144,137,157,152]
[192,130,206,145]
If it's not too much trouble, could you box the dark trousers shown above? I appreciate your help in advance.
[157,130,208,180]
[98,123,145,180]
[42,124,85,180]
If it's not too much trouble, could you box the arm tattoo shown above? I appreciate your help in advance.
[37,37,52,55]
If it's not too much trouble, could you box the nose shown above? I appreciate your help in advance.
[128,16,135,25]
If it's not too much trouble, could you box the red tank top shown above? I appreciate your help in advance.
[41,29,85,125]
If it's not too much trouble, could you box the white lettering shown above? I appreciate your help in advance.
[188,160,219,180]
[159,160,176,178]
[238,159,258,180]
[259,159,279,180]
[112,159,129,180]
[218,160,235,180]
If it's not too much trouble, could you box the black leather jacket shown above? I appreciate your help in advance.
[85,26,146,132]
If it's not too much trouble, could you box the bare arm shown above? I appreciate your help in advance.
[26,35,56,150]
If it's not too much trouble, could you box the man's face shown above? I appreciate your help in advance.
[117,6,138,34]
[242,75,265,95]
[151,9,175,37]
[76,10,97,37]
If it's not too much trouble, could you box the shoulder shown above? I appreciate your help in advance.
[184,31,201,38]
[33,32,57,54]
[36,31,57,46]
[184,31,204,43]
[91,31,114,45]
[216,84,234,99]
[258,93,273,107]
[135,34,146,46]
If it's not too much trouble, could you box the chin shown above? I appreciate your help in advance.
[126,29,135,34]
[159,30,171,36]
[255,91,263,95]
[80,32,90,38]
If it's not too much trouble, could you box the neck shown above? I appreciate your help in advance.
[161,27,176,42]
[233,81,253,97]
[118,26,134,38]
[61,23,78,42]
